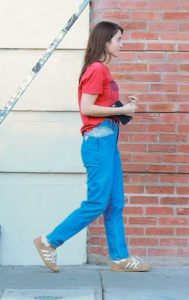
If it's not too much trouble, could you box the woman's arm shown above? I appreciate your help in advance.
[80,93,137,117]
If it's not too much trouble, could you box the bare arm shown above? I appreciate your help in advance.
[80,94,137,117]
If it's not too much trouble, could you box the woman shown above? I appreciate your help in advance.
[34,21,151,273]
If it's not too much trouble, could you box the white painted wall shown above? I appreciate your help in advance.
[0,0,89,265]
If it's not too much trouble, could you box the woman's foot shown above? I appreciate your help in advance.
[34,236,60,272]
[111,256,151,272]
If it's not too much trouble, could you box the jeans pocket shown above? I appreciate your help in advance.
[81,136,98,167]
[85,126,114,138]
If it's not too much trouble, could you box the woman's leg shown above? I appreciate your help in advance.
[47,121,118,248]
[104,148,129,260]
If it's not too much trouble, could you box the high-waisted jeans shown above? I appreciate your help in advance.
[47,119,129,260]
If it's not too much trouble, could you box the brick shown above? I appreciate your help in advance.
[148,165,177,173]
[126,227,145,235]
[119,132,129,141]
[135,113,160,123]
[117,52,137,60]
[129,134,158,142]
[148,144,176,153]
[163,12,189,20]
[148,103,176,112]
[121,153,132,162]
[166,94,189,102]
[146,207,174,215]
[123,163,148,173]
[123,43,145,51]
[131,32,158,40]
[178,44,189,52]
[176,187,189,195]
[162,154,189,164]
[148,123,176,132]
[177,228,189,236]
[147,43,175,51]
[159,217,188,226]
[132,153,161,163]
[177,208,189,215]
[130,196,158,205]
[146,228,174,235]
[179,23,189,30]
[112,73,132,81]
[125,185,145,194]
[179,165,189,173]
[160,134,187,143]
[131,12,160,21]
[88,227,105,236]
[160,238,188,246]
[95,11,129,19]
[149,64,177,72]
[89,246,108,256]
[150,84,178,92]
[99,237,107,246]
[119,1,147,9]
[178,1,189,9]
[161,197,189,205]
[88,246,100,255]
[180,85,189,93]
[168,52,189,60]
[120,144,147,152]
[137,52,164,60]
[130,238,158,246]
[129,217,157,225]
[179,104,189,112]
[146,186,174,194]
[126,174,159,183]
[160,32,189,41]
[148,248,176,256]
[124,22,147,30]
[124,206,144,215]
[120,83,149,92]
[89,237,100,245]
[178,125,189,133]
[130,248,147,256]
[129,73,161,82]
[160,174,189,183]
[119,63,148,72]
[163,74,189,83]
[149,1,177,9]
[149,23,177,31]
[91,1,121,9]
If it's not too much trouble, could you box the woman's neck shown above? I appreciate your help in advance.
[99,54,111,65]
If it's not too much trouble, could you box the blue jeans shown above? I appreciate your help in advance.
[47,119,129,260]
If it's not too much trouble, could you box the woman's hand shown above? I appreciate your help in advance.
[128,95,138,106]
[121,95,138,116]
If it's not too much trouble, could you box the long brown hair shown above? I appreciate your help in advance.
[79,21,123,81]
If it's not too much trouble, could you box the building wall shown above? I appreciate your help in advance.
[89,0,189,266]
[0,0,89,265]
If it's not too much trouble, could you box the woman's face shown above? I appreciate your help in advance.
[105,30,123,59]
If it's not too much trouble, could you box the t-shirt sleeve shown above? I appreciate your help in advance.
[81,64,104,95]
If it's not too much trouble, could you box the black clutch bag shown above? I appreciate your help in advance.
[112,100,133,125]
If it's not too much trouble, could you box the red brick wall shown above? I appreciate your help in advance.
[88,0,189,264]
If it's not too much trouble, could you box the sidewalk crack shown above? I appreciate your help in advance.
[98,269,105,300]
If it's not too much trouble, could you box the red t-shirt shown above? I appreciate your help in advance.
[78,62,119,134]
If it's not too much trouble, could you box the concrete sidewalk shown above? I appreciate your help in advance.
[0,265,189,300]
